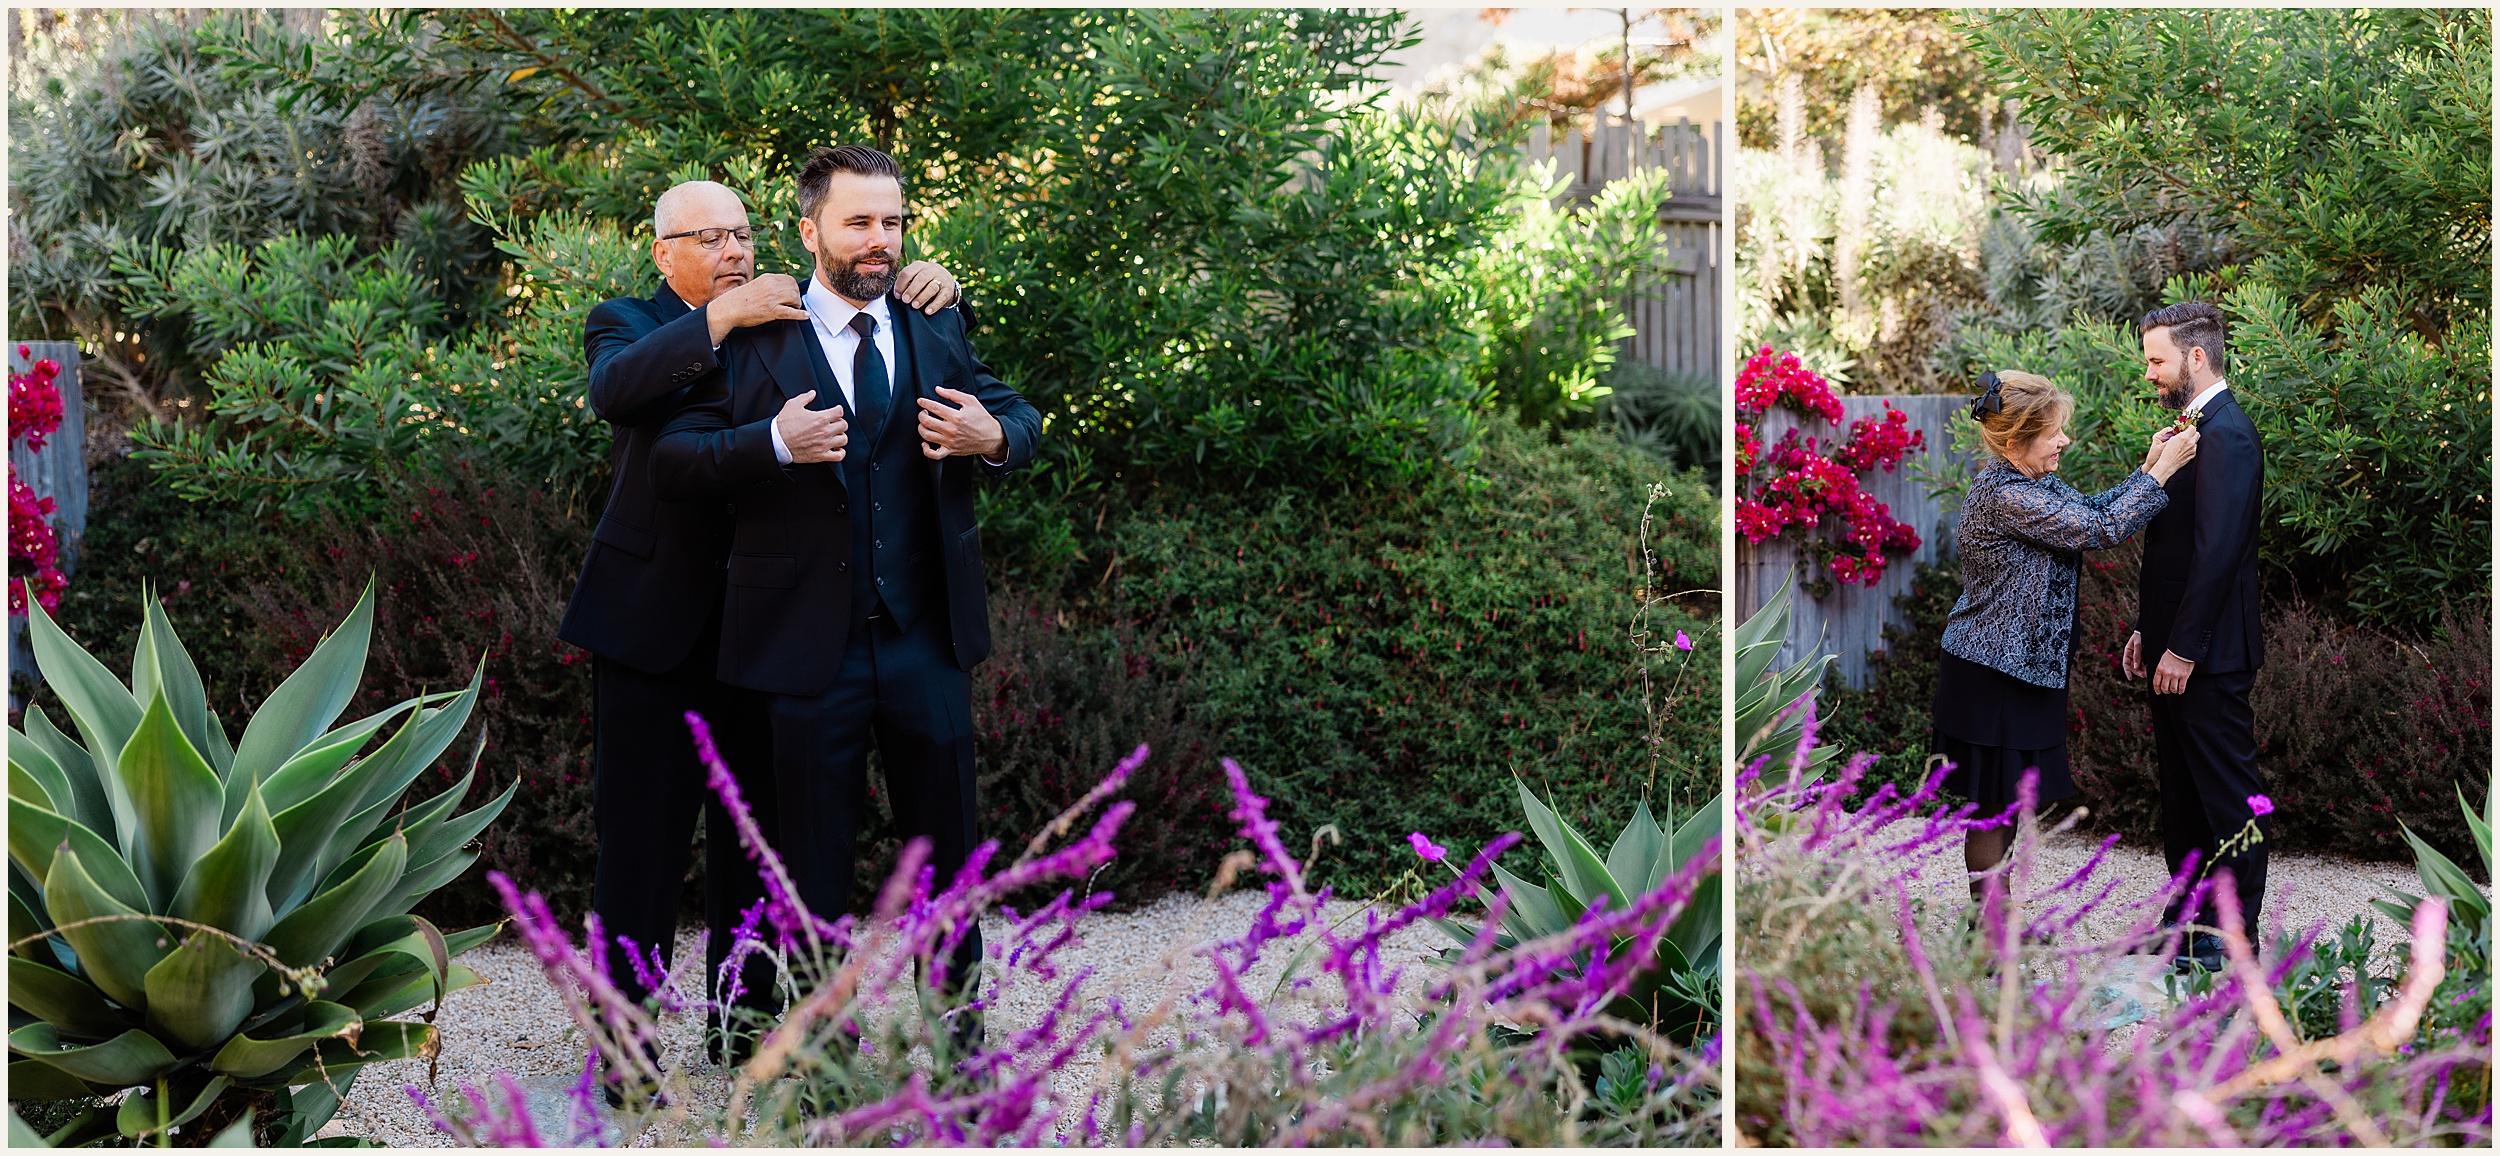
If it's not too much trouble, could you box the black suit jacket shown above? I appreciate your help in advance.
[556,285,739,673]
[650,299,1040,697]
[2137,389,2265,673]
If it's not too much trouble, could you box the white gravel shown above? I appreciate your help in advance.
[326,889,1455,1147]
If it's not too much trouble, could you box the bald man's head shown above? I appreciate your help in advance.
[649,180,754,307]
[652,180,743,239]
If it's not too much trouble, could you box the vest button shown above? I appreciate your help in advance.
[835,503,847,514]
[836,561,849,572]
[874,539,884,550]
[873,502,883,513]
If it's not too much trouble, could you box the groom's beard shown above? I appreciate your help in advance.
[823,249,898,302]
[2157,363,2194,411]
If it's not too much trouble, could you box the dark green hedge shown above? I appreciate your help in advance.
[29,419,1714,920]
[1817,547,2491,864]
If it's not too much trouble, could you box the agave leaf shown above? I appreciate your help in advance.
[340,962,485,1021]
[407,776,516,870]
[269,1070,357,1146]
[254,698,420,820]
[273,1020,435,1087]
[7,798,150,914]
[1662,871,1722,972]
[1514,779,1619,909]
[8,955,132,1040]
[366,849,478,925]
[2401,825,2490,923]
[142,931,266,1053]
[8,733,73,816]
[9,1057,102,1102]
[362,763,478,864]
[201,707,236,780]
[10,885,58,962]
[207,1110,257,1147]
[1488,859,1565,942]
[263,834,408,970]
[315,669,482,885]
[132,597,216,773]
[41,846,171,1009]
[229,582,375,795]
[1605,800,1666,899]
[265,704,423,917]
[119,691,228,909]
[170,786,280,942]
[115,1073,231,1141]
[5,1023,179,1086]
[22,596,145,852]
[2459,785,2492,884]
[205,1000,358,1079]
[22,706,113,839]
[1665,794,1722,892]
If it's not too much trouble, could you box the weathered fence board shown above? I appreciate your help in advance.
[9,341,87,707]
[1734,395,1981,689]
[1522,116,1723,381]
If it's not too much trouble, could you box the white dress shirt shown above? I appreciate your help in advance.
[2185,378,2230,417]
[771,279,896,464]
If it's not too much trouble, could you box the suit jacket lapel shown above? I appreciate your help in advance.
[891,298,946,482]
[755,317,834,409]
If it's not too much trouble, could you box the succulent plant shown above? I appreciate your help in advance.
[7,582,512,1146]
[1436,781,1722,1046]
[1734,572,1837,774]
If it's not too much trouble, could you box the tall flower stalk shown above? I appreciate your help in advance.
[1734,719,2491,1146]
[414,720,1724,1146]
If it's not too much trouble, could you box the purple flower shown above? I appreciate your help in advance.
[1674,630,1693,651]
[2248,794,2275,817]
[1407,831,1448,862]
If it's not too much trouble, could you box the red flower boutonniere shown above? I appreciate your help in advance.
[2172,406,2206,434]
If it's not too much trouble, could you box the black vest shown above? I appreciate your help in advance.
[803,316,943,638]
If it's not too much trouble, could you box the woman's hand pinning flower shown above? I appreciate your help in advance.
[1407,831,1448,863]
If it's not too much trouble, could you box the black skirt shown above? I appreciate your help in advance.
[1930,649,2075,816]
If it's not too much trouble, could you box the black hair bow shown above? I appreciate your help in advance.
[1969,371,2003,419]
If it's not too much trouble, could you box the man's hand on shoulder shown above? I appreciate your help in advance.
[706,273,808,345]
[895,261,961,316]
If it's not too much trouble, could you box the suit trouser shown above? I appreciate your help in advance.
[2150,667,2268,935]
[768,610,984,993]
[589,619,779,1019]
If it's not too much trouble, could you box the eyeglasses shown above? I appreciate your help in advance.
[658,226,755,250]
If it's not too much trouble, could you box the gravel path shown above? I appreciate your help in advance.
[325,890,1454,1147]
[1865,817,2437,950]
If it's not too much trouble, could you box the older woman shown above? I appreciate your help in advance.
[1934,370,2199,891]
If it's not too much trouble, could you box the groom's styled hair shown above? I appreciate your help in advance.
[797,144,906,223]
[2140,301,2228,375]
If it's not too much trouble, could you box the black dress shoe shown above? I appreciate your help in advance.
[2172,931,2225,974]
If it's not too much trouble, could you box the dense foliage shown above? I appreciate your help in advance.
[1957,7,2493,630]
[1735,742,2491,1147]
[42,423,1706,923]
[7,588,507,1147]
[422,738,1722,1146]
[1817,550,2493,865]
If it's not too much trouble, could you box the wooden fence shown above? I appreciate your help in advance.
[1522,116,1723,381]
[9,342,87,708]
[1733,395,1982,689]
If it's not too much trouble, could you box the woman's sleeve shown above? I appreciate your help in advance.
[1990,472,2168,552]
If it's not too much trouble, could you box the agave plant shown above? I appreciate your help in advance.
[2373,787,2493,984]
[1437,781,1721,1046]
[1734,573,1836,774]
[6,582,512,1146]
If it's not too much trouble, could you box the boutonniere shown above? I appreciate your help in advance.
[2172,406,2206,433]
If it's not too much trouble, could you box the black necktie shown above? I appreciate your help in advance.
[848,311,890,446]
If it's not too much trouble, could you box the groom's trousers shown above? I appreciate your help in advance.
[768,608,984,994]
[590,610,780,1019]
[2149,667,2268,935]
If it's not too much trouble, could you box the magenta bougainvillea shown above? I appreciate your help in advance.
[1734,347,1924,588]
[9,345,68,615]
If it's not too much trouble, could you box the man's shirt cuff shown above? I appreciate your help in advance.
[769,416,792,465]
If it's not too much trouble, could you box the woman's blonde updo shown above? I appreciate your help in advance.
[1970,370,2074,462]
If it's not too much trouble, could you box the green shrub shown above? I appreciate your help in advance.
[1095,419,1717,895]
[1818,544,2493,864]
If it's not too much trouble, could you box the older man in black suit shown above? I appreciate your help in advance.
[557,178,962,1080]
[652,146,1040,1043]
[2121,300,2268,972]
